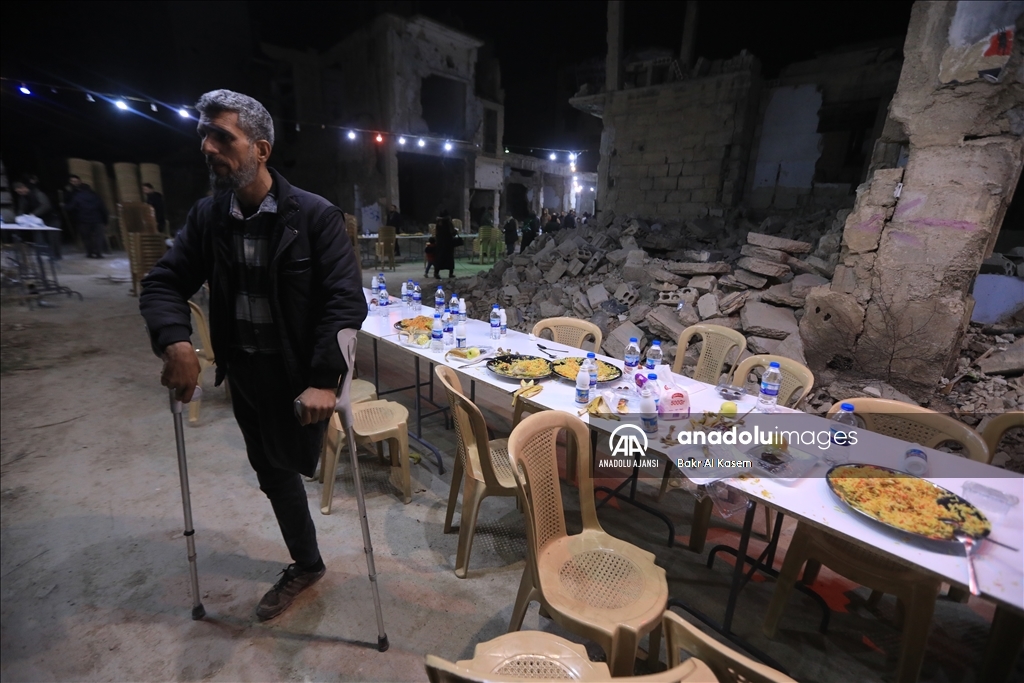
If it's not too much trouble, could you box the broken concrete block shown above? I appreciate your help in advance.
[647,307,688,341]
[651,268,686,285]
[761,283,805,308]
[653,282,680,292]
[606,248,630,266]
[718,291,748,315]
[740,244,789,263]
[841,203,890,255]
[676,302,700,326]
[736,256,791,279]
[688,275,718,293]
[740,302,800,340]
[657,291,683,306]
[614,283,639,306]
[681,249,712,262]
[525,265,543,282]
[544,260,568,284]
[619,235,639,251]
[746,232,812,254]
[978,338,1024,376]
[701,316,742,330]
[572,292,592,316]
[533,241,556,264]
[604,321,646,359]
[539,301,566,318]
[790,273,830,298]
[664,261,731,275]
[502,285,521,301]
[731,269,769,289]
[799,287,865,370]
[567,258,585,277]
[718,275,749,291]
[582,251,605,275]
[774,333,807,366]
[557,239,578,257]
[586,284,609,307]
[747,336,781,355]
[628,303,652,324]
[625,250,647,266]
[803,255,835,277]
[697,293,720,319]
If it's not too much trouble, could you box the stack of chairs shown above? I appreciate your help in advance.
[120,202,165,296]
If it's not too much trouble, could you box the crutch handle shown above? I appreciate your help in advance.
[169,385,203,414]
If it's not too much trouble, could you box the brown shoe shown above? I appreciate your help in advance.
[256,563,326,621]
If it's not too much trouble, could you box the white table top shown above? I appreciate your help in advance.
[0,224,61,232]
[357,290,1024,613]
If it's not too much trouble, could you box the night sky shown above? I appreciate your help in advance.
[1,1,914,189]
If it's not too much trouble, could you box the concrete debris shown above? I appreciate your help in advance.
[736,256,791,278]
[790,273,829,298]
[745,231,813,254]
[697,293,720,320]
[731,269,769,288]
[687,275,718,293]
[761,283,805,308]
[978,338,1024,376]
[586,284,609,306]
[741,302,800,340]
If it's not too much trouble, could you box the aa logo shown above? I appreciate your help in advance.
[608,424,648,459]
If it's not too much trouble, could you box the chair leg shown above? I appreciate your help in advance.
[866,590,885,608]
[508,564,536,633]
[608,629,641,677]
[802,559,822,585]
[320,436,342,515]
[443,448,465,534]
[188,397,200,425]
[390,431,412,504]
[982,605,1024,683]
[657,460,673,500]
[454,478,486,578]
[763,525,812,638]
[646,622,663,666]
[688,495,713,553]
[895,585,938,683]
[763,507,774,542]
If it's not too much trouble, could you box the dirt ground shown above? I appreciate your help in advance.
[1,252,1018,682]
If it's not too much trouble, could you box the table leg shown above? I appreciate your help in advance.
[593,439,676,547]
[981,605,1024,683]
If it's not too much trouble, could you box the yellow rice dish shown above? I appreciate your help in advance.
[829,465,990,540]
[489,357,551,379]
[396,316,434,334]
[552,357,622,382]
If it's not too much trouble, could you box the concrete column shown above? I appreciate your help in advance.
[680,1,698,70]
[493,190,500,226]
[605,0,624,92]
[385,140,400,213]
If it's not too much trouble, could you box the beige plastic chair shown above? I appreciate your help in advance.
[425,626,718,682]
[126,232,167,297]
[731,355,814,409]
[508,411,669,677]
[981,411,1023,464]
[186,301,230,424]
[472,226,494,264]
[672,323,747,384]
[436,366,518,578]
[320,398,411,512]
[763,398,989,683]
[453,218,463,233]
[664,610,795,683]
[375,225,396,271]
[319,379,378,481]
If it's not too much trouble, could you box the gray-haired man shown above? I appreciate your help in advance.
[139,90,367,620]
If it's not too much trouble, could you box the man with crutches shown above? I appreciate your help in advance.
[140,90,368,622]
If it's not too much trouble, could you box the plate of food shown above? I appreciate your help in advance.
[551,357,623,383]
[444,347,492,363]
[485,353,553,380]
[398,330,432,348]
[826,463,991,542]
[394,316,435,335]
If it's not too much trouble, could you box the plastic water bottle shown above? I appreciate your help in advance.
[644,340,662,370]
[499,308,508,338]
[640,384,658,434]
[377,273,388,316]
[648,373,660,411]
[458,298,467,324]
[400,280,409,311]
[412,281,422,310]
[827,402,857,465]
[575,363,591,405]
[435,285,446,314]
[757,361,783,413]
[443,308,454,347]
[449,292,460,315]
[455,319,468,348]
[430,313,443,352]
[369,274,378,312]
[624,337,641,372]
[586,352,598,396]
[489,304,501,340]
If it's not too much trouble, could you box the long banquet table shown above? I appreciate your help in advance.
[355,289,1024,669]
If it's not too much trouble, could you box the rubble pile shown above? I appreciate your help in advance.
[450,208,848,371]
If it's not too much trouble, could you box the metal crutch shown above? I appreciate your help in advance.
[297,329,389,651]
[169,386,206,620]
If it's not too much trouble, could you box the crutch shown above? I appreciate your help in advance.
[169,385,206,620]
[297,329,389,652]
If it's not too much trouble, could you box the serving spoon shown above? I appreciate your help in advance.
[535,344,559,359]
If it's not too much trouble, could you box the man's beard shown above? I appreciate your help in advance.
[208,147,259,191]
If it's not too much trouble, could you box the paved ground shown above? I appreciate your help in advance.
[0,250,1017,682]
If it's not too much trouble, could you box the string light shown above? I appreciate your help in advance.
[347,130,356,140]
[178,107,189,117]
[398,136,406,145]
[150,103,158,112]
[375,133,383,142]
[19,84,31,95]
[549,153,557,161]
[417,138,426,147]
[86,93,95,102]
[115,100,128,110]
[444,141,452,151]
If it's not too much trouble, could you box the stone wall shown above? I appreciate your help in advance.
[801,1,1024,392]
[597,54,761,222]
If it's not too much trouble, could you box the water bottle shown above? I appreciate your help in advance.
[430,313,443,352]
[458,298,467,324]
[412,281,422,311]
[443,308,454,347]
[586,352,598,396]
[377,273,388,316]
[369,274,379,313]
[575,363,591,405]
[435,285,446,314]
[757,361,782,413]
[640,384,658,434]
[827,402,857,465]
[455,319,468,348]
[624,337,641,372]
[449,292,460,315]
[644,340,662,370]
[490,304,501,340]
[648,373,660,411]
[499,308,508,338]
[401,280,409,311]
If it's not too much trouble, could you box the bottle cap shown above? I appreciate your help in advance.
[648,373,657,380]
[652,340,661,346]
[434,313,440,318]
[587,352,596,358]
[629,337,637,342]
[840,402,855,412]
[769,361,780,368]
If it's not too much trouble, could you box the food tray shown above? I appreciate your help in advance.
[394,316,434,334]
[485,353,554,380]
[551,357,623,383]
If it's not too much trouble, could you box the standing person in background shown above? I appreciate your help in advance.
[519,212,538,252]
[64,175,109,258]
[433,208,456,279]
[386,203,403,256]
[13,179,62,260]
[142,182,166,232]
[502,215,519,256]
[543,211,561,234]
[563,209,577,230]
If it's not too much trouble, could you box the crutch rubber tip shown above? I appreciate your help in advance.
[377,635,389,652]
[192,603,206,620]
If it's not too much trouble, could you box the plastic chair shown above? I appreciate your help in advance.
[763,398,989,683]
[319,379,378,482]
[672,324,747,384]
[186,301,231,424]
[981,411,1023,464]
[375,225,396,271]
[664,610,795,683]
[320,398,411,512]
[126,232,167,297]
[453,218,463,233]
[508,411,669,677]
[730,355,814,409]
[435,366,519,577]
[532,317,603,353]
[472,226,494,264]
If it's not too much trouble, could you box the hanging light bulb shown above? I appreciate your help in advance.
[19,84,31,95]
[549,153,557,161]
[115,100,129,110]
[504,148,509,154]
[417,138,426,147]
[150,103,158,112]
[398,136,407,145]
[444,141,453,151]
[347,130,356,140]
[86,93,96,102]
[569,153,577,161]
[178,107,189,117]
[375,133,383,142]
[295,123,301,131]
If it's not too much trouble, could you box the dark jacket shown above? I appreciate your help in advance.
[16,187,57,225]
[145,191,166,230]
[65,185,108,225]
[503,218,518,242]
[139,168,367,395]
[434,216,456,271]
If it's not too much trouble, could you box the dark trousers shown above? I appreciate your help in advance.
[80,223,105,256]
[227,351,327,568]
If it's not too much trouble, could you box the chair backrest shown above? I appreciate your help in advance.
[378,225,396,247]
[188,301,214,363]
[732,354,814,408]
[663,610,796,683]
[453,218,463,232]
[127,232,166,274]
[674,324,747,385]
[532,317,603,353]
[119,202,158,234]
[345,213,359,247]
[435,366,506,489]
[509,411,599,558]
[429,223,437,237]
[826,398,989,462]
[981,412,1023,463]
